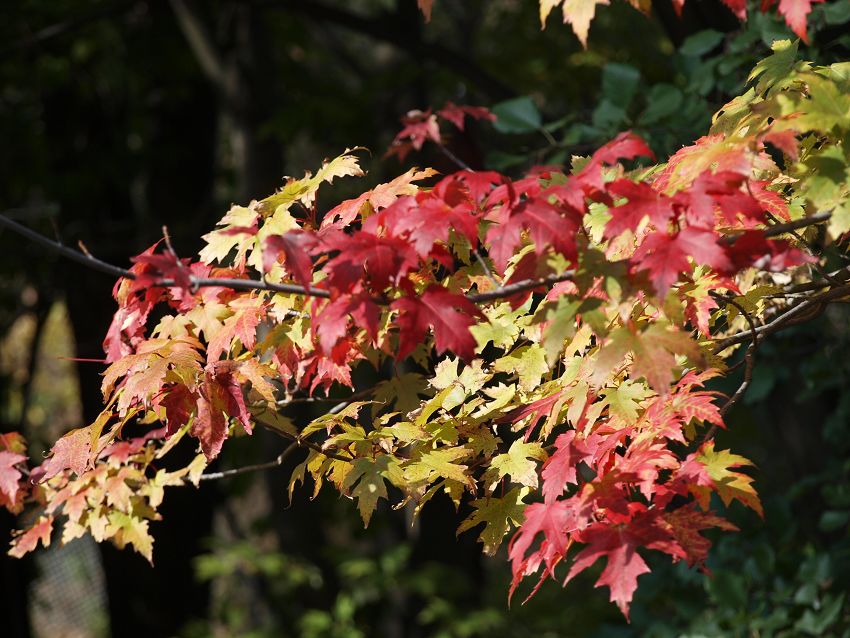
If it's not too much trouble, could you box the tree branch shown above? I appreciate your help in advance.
[713,281,850,353]
[0,212,133,279]
[717,211,831,245]
[170,0,231,94]
[197,441,299,481]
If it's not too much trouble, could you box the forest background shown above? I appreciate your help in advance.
[2,0,850,636]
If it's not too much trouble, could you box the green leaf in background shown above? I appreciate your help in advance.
[491,96,542,134]
[820,0,850,25]
[680,29,725,57]
[638,84,683,125]
[601,63,640,109]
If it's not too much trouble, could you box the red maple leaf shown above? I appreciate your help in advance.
[508,499,575,601]
[437,101,496,130]
[764,0,823,43]
[567,504,685,619]
[314,294,380,354]
[496,391,564,438]
[191,367,253,460]
[36,428,93,482]
[206,299,265,362]
[541,431,599,502]
[264,230,316,289]
[0,450,26,505]
[387,109,441,161]
[322,229,421,294]
[8,515,53,558]
[632,227,731,296]
[392,286,481,361]
[604,180,676,239]
[663,505,738,569]
[131,250,193,294]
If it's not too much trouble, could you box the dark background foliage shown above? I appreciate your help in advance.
[2,1,850,636]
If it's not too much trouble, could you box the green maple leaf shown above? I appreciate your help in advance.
[259,150,364,212]
[601,379,651,423]
[748,39,802,96]
[404,447,471,486]
[373,373,430,417]
[495,344,549,393]
[483,440,548,490]
[696,442,763,517]
[106,511,154,563]
[470,301,531,350]
[457,487,529,555]
[778,73,850,134]
[341,456,392,527]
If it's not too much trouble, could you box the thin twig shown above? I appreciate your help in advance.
[713,282,850,353]
[0,213,132,279]
[472,248,500,289]
[258,418,353,463]
[435,143,471,171]
[0,212,576,305]
[197,442,299,481]
[717,211,831,245]
[466,270,575,302]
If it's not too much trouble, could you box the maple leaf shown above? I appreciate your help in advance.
[206,297,265,362]
[259,150,365,212]
[594,324,701,393]
[508,499,575,600]
[540,0,611,47]
[322,167,438,231]
[764,0,823,43]
[376,190,479,257]
[322,229,421,294]
[189,368,252,460]
[263,230,315,289]
[392,286,481,361]
[8,515,54,558]
[484,440,548,490]
[437,102,496,130]
[496,391,564,437]
[314,294,380,354]
[199,205,260,268]
[654,135,753,195]
[601,379,651,423]
[679,268,730,335]
[37,427,94,481]
[567,505,685,618]
[663,506,738,568]
[387,110,441,161]
[0,451,25,505]
[540,430,598,502]
[632,226,731,297]
[457,487,528,555]
[107,511,154,563]
[341,457,392,527]
[604,179,676,240]
[693,441,763,516]
[404,447,471,486]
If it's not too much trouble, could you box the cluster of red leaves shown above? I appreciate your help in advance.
[10,120,808,616]
[507,371,753,617]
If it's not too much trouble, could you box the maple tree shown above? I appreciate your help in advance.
[2,0,850,622]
